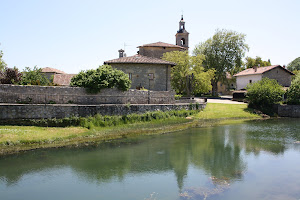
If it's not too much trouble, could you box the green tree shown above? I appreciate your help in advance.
[245,56,271,69]
[162,51,214,96]
[246,78,284,113]
[20,66,50,86]
[287,57,300,71]
[0,50,7,71]
[194,29,249,96]
[286,73,300,105]
[70,65,131,93]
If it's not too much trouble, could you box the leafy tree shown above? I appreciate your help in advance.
[194,29,249,96]
[286,73,300,105]
[287,57,300,71]
[162,51,215,96]
[21,66,50,86]
[245,56,271,69]
[70,65,131,93]
[0,67,22,84]
[0,50,7,71]
[246,78,284,113]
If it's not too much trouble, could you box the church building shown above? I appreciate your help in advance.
[104,16,189,91]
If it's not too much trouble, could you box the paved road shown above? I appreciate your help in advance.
[207,95,246,104]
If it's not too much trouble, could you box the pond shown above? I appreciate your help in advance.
[1,118,300,200]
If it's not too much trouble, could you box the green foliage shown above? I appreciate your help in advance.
[0,50,7,71]
[162,51,214,95]
[7,109,199,128]
[193,29,249,96]
[0,67,22,84]
[246,78,284,112]
[245,56,271,69]
[70,65,131,93]
[20,66,50,86]
[287,57,300,71]
[286,73,300,105]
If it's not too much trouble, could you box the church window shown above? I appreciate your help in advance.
[181,38,185,46]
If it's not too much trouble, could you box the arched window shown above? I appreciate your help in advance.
[181,38,185,46]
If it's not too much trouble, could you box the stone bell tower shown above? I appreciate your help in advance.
[175,15,189,50]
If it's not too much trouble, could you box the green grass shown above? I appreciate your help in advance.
[195,103,261,119]
[0,103,262,155]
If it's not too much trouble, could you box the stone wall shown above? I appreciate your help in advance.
[0,103,206,119]
[0,84,175,105]
[263,67,292,87]
[273,104,300,118]
[110,63,171,91]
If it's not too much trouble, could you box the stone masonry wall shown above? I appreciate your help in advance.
[263,67,292,87]
[0,103,206,119]
[274,104,300,118]
[0,84,175,105]
[110,63,171,91]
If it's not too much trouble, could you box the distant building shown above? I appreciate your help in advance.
[41,67,66,80]
[41,67,75,86]
[234,65,294,90]
[217,73,236,95]
[104,16,189,91]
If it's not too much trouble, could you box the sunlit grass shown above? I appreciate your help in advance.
[194,103,261,119]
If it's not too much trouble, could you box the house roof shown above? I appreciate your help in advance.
[41,67,66,74]
[138,41,185,49]
[234,65,294,77]
[53,74,76,86]
[104,54,176,65]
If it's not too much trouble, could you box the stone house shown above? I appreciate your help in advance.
[41,67,75,86]
[104,54,175,91]
[217,72,236,95]
[104,16,189,91]
[41,67,66,81]
[234,65,294,90]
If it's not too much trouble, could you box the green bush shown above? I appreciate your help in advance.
[20,66,49,86]
[70,65,131,93]
[286,74,300,105]
[246,78,284,112]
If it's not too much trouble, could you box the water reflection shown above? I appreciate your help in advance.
[0,118,299,199]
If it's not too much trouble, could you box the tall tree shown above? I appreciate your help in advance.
[245,56,271,69]
[162,51,214,96]
[193,29,249,96]
[0,50,7,71]
[287,57,300,71]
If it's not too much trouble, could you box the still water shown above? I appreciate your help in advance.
[1,119,300,200]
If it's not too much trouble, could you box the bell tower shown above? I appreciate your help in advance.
[176,15,189,49]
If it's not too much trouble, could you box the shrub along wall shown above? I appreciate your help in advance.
[0,103,206,120]
[0,84,175,104]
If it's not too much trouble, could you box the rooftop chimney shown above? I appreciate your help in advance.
[253,66,258,72]
[118,49,125,58]
[283,65,286,69]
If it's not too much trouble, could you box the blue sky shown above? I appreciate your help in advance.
[0,0,299,73]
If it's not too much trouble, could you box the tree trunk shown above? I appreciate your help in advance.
[212,80,218,96]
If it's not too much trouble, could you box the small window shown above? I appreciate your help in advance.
[148,73,154,80]
[181,38,185,46]
[128,73,132,80]
[249,80,252,84]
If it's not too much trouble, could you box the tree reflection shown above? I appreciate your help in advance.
[0,118,298,192]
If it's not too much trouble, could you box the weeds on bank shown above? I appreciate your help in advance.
[0,110,198,148]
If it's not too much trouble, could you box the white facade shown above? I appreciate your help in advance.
[236,74,262,90]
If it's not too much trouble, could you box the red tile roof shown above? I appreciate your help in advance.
[234,65,294,76]
[104,55,176,65]
[138,41,185,49]
[42,67,66,74]
[53,74,76,86]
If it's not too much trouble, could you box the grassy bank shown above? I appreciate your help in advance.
[0,103,261,155]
